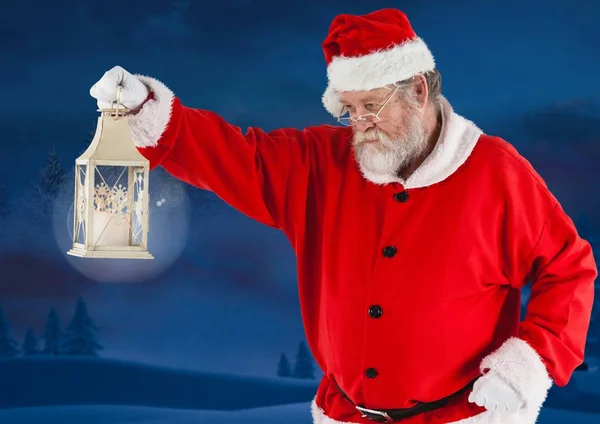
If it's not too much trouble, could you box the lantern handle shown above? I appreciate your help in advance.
[112,85,123,120]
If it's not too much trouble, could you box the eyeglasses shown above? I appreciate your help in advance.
[337,84,400,126]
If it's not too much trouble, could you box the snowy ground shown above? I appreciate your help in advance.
[0,404,314,424]
[0,356,318,410]
[0,403,598,424]
[1,357,600,423]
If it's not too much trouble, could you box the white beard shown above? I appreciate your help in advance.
[352,110,428,181]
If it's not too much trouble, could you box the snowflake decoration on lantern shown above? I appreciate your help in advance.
[111,184,129,213]
[93,182,129,214]
[94,182,111,212]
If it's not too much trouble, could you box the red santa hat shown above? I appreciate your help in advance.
[321,8,436,117]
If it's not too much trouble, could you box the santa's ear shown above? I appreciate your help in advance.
[411,74,429,108]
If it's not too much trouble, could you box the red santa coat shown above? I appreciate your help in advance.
[129,76,597,424]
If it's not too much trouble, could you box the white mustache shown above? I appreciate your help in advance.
[354,129,390,144]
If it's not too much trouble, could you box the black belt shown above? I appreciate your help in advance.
[334,378,477,423]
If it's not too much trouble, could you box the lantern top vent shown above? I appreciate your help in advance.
[77,89,149,165]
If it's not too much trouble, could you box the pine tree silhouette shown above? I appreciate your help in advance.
[42,308,65,355]
[62,297,102,356]
[0,305,20,358]
[14,150,67,247]
[276,352,292,377]
[23,149,66,220]
[292,341,316,379]
[39,150,65,199]
[22,328,41,356]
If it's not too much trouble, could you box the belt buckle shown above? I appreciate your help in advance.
[355,405,394,423]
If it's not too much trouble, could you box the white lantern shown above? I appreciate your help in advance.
[67,88,153,259]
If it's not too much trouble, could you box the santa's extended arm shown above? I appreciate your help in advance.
[128,75,316,233]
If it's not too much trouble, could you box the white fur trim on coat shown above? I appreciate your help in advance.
[311,398,357,424]
[357,96,483,188]
[128,75,175,148]
[311,338,552,424]
[311,396,542,424]
[322,37,435,116]
[446,407,541,424]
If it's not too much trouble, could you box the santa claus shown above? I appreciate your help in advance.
[90,8,597,424]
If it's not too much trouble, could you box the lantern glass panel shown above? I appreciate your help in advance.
[74,164,88,245]
[91,165,147,248]
[131,167,148,247]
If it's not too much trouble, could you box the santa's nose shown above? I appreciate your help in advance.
[355,120,375,132]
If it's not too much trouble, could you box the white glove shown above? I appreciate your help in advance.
[468,373,524,413]
[89,66,149,111]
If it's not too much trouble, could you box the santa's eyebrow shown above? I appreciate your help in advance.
[362,95,381,101]
[340,95,382,104]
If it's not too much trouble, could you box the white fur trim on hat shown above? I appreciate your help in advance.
[322,37,435,116]
[321,85,345,117]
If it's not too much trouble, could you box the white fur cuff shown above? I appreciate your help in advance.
[480,337,553,407]
[128,75,175,148]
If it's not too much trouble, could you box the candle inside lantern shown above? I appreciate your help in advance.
[92,181,130,246]
[92,210,130,246]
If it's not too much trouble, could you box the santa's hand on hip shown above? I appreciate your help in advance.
[468,372,525,413]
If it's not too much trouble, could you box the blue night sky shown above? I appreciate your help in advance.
[0,0,599,379]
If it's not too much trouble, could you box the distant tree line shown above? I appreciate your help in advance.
[0,297,102,358]
[276,340,316,379]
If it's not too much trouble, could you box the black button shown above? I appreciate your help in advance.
[393,191,409,202]
[382,246,397,258]
[365,368,378,378]
[368,305,383,318]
